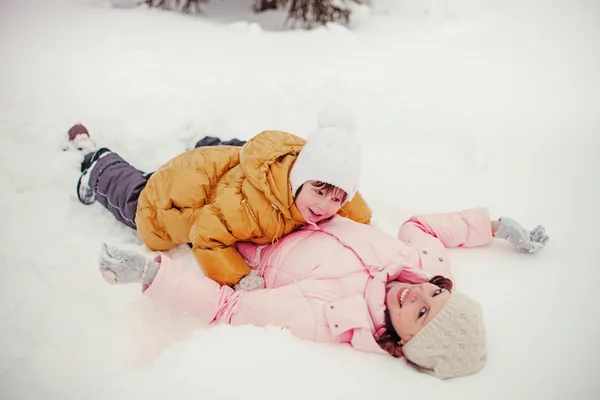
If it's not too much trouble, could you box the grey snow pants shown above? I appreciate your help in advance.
[85,150,148,230]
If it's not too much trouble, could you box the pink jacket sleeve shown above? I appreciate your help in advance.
[143,255,239,324]
[397,208,494,281]
[142,255,317,337]
[398,208,493,248]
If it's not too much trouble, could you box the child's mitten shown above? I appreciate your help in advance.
[99,243,160,285]
[495,217,549,253]
[235,270,265,291]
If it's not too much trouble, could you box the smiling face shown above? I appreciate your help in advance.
[385,281,452,344]
[294,181,347,224]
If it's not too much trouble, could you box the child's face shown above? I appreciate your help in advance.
[385,281,451,344]
[294,181,345,224]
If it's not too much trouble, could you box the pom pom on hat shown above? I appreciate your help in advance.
[317,104,357,131]
[290,104,362,202]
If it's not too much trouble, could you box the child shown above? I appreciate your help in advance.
[98,208,549,379]
[68,105,372,287]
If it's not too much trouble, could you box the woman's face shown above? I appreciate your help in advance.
[385,281,451,344]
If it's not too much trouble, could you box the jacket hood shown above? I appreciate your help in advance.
[239,130,306,219]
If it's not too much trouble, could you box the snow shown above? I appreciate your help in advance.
[1,0,599,398]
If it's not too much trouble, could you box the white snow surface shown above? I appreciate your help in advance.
[1,0,599,399]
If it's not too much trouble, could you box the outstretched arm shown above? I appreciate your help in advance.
[396,208,549,283]
[398,208,495,249]
[99,243,240,324]
[97,244,319,342]
[398,208,549,253]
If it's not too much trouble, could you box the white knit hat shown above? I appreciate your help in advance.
[402,292,487,380]
[290,105,362,202]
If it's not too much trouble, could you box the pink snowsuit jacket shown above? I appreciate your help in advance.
[144,208,493,355]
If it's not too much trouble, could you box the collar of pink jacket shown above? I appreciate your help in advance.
[301,218,432,349]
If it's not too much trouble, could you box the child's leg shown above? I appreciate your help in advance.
[194,136,246,148]
[68,124,148,230]
[80,151,149,230]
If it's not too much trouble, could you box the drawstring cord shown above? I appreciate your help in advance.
[271,204,282,247]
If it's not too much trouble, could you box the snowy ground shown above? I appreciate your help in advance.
[1,0,599,398]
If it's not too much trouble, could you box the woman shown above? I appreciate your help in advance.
[99,208,548,379]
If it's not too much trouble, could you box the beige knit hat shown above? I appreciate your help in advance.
[402,292,486,380]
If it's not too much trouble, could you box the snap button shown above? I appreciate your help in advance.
[334,324,339,328]
[422,250,428,255]
[438,257,444,262]
[330,305,334,309]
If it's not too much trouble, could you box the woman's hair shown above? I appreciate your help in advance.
[295,181,348,203]
[376,276,454,358]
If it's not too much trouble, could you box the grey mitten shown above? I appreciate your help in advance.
[235,270,265,291]
[99,243,160,285]
[495,217,549,253]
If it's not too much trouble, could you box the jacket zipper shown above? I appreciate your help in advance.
[241,198,259,226]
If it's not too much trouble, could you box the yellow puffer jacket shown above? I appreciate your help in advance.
[135,130,372,286]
